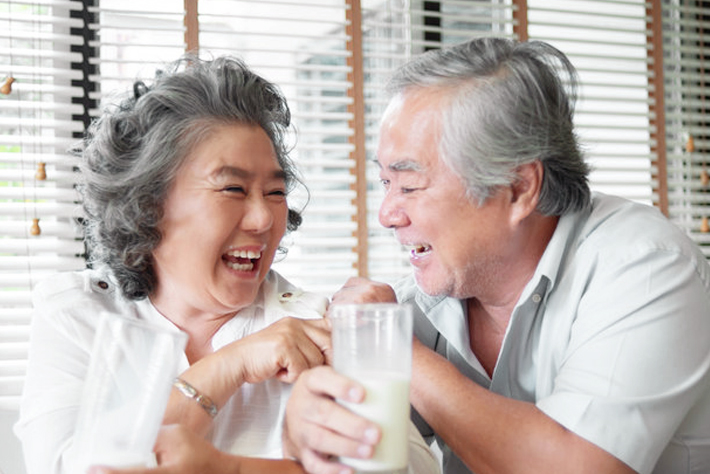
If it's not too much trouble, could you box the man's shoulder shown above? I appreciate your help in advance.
[578,193,705,259]
[393,274,419,303]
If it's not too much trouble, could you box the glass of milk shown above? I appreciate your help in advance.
[330,303,413,474]
[66,312,187,473]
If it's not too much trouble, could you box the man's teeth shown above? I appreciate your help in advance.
[409,245,432,256]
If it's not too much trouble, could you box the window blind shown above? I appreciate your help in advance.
[527,0,657,206]
[0,0,87,410]
[662,0,710,257]
[86,0,186,115]
[194,0,356,295]
[2,0,708,416]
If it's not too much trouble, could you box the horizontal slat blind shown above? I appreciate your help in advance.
[0,0,87,410]
[527,0,657,205]
[86,0,186,115]
[662,0,710,257]
[196,0,354,295]
[362,0,517,287]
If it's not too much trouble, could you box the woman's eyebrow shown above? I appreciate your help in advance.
[211,165,287,181]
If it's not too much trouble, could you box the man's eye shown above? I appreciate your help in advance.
[224,186,246,194]
[401,187,418,194]
[380,179,391,189]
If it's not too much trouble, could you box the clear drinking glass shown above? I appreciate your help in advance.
[330,303,413,474]
[67,312,187,473]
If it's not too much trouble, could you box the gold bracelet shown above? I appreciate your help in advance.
[173,378,218,418]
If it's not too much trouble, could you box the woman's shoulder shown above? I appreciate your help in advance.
[32,268,121,313]
[266,270,329,318]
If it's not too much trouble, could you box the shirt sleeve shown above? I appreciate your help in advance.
[536,243,710,474]
[407,419,441,474]
[14,276,103,474]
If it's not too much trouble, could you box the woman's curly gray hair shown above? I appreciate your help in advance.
[78,55,304,300]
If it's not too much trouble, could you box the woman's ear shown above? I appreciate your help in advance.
[509,160,543,223]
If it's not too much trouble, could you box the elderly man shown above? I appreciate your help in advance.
[282,37,710,474]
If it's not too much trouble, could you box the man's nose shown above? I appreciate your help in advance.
[378,194,409,229]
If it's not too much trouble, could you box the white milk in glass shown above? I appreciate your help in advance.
[331,303,413,474]
[339,371,411,472]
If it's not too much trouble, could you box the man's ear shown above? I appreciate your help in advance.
[509,160,543,223]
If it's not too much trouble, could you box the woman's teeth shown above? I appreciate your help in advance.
[229,249,262,259]
[226,261,254,271]
[224,249,262,271]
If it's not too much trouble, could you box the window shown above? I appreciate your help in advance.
[0,0,87,410]
[527,0,656,205]
[663,0,710,257]
[1,0,708,413]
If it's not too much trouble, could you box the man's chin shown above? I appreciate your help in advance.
[414,272,450,298]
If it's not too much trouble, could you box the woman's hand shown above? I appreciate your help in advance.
[87,424,238,474]
[228,316,332,385]
[163,317,331,434]
[88,424,305,474]
[282,366,381,474]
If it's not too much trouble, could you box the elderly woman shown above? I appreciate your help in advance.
[14,56,332,474]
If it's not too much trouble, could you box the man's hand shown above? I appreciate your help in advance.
[282,366,381,474]
[329,277,397,310]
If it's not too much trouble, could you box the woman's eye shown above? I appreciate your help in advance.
[268,189,287,197]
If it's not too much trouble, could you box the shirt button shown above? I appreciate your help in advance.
[532,293,542,304]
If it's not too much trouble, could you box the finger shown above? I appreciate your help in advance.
[87,466,167,474]
[296,318,334,365]
[300,448,354,474]
[299,369,381,444]
[297,421,378,461]
[303,366,364,402]
[274,343,315,383]
[300,318,332,349]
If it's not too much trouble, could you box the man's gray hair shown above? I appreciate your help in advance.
[387,36,591,215]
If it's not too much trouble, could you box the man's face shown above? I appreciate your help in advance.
[376,90,518,299]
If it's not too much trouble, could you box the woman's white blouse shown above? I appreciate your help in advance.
[15,269,439,474]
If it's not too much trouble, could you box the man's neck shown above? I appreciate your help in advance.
[466,213,559,375]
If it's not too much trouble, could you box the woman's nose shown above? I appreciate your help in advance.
[242,197,274,232]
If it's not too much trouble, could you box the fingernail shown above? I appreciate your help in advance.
[357,444,374,458]
[347,386,364,402]
[363,427,379,443]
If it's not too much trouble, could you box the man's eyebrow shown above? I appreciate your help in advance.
[372,158,422,172]
[211,165,287,181]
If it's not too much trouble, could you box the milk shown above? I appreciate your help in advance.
[339,371,411,472]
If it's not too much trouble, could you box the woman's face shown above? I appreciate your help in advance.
[150,123,289,319]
